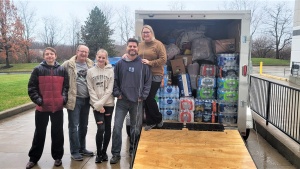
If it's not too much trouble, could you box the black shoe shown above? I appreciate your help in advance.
[110,155,121,164]
[157,120,164,128]
[54,159,62,167]
[26,161,36,169]
[71,153,83,161]
[95,155,102,163]
[79,149,94,156]
[101,153,108,161]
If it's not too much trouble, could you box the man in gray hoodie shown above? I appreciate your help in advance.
[110,38,152,164]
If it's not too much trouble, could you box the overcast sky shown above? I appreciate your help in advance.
[18,0,226,22]
[14,0,295,44]
[17,0,295,19]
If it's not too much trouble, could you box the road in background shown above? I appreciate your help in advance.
[251,66,290,78]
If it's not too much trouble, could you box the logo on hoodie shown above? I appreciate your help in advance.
[129,67,134,72]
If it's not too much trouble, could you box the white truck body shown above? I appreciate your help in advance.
[135,10,252,136]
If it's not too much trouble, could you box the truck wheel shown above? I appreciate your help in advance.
[126,125,130,137]
[242,129,250,140]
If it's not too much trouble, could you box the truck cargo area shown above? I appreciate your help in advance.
[133,129,256,168]
[143,19,241,46]
[135,10,252,136]
[133,11,253,168]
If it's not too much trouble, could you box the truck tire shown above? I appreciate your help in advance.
[242,129,250,140]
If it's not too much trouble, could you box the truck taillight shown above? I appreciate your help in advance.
[242,65,247,76]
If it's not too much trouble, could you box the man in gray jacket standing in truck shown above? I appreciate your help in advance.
[110,38,152,164]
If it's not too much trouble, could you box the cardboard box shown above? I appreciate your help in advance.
[171,59,186,75]
[214,39,235,54]
[174,55,192,66]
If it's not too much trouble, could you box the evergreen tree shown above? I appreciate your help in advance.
[81,6,116,59]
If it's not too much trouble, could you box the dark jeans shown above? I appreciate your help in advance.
[67,97,90,155]
[28,110,64,163]
[144,81,162,125]
[93,106,114,156]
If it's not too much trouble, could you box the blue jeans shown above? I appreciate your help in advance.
[67,97,90,155]
[111,99,143,156]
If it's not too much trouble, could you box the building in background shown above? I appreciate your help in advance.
[290,0,300,64]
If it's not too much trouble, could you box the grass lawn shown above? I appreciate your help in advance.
[0,74,31,112]
[0,63,39,72]
[251,58,290,66]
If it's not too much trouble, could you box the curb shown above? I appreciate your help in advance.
[0,102,35,121]
[260,73,289,82]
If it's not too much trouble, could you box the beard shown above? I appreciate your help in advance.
[128,50,137,56]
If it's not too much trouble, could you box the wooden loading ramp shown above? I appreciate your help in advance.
[133,129,256,169]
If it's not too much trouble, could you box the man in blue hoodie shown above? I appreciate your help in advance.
[110,38,152,164]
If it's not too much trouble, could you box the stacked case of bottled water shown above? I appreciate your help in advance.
[195,64,218,123]
[216,53,239,125]
[157,85,180,121]
[179,97,194,123]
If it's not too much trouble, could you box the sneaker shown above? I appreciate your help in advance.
[26,161,36,169]
[157,120,164,128]
[54,159,62,167]
[71,153,83,161]
[110,155,121,164]
[101,153,108,161]
[95,155,102,163]
[79,149,94,156]
[144,124,156,131]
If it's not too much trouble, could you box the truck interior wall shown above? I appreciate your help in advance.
[144,19,242,48]
[227,20,241,52]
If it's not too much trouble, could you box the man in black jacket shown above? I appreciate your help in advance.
[26,47,69,169]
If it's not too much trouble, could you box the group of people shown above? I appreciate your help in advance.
[25,25,167,169]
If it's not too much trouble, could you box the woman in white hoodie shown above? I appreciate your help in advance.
[87,49,115,163]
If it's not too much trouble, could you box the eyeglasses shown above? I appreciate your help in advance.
[78,50,89,54]
[142,31,151,34]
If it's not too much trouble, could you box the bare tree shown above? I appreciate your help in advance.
[263,2,292,59]
[279,43,291,60]
[251,36,273,58]
[98,2,114,22]
[40,17,65,47]
[117,6,134,45]
[68,15,81,54]
[168,1,186,10]
[17,0,37,63]
[221,0,265,37]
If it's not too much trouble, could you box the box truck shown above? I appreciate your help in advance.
[133,10,253,139]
